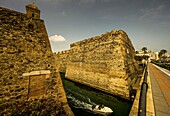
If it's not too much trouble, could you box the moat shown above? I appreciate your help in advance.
[61,73,132,116]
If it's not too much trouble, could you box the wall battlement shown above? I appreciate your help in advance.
[55,50,71,54]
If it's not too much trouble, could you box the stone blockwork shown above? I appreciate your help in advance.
[55,30,139,100]
[0,4,73,115]
[55,50,70,73]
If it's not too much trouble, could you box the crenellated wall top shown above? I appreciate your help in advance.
[54,50,71,54]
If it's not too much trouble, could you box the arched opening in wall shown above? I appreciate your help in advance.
[32,13,34,18]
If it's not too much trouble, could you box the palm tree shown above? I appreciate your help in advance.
[159,49,167,61]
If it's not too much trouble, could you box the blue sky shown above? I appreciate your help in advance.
[1,0,170,53]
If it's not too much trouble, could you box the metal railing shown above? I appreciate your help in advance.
[138,63,148,116]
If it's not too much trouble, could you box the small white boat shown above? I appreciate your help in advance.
[91,105,113,115]
[84,104,113,115]
[67,95,113,115]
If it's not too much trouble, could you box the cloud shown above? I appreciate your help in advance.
[49,35,66,42]
[139,5,165,21]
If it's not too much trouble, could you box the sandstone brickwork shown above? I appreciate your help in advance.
[55,30,139,100]
[0,4,73,115]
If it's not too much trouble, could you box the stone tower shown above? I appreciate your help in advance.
[0,4,73,115]
[26,3,40,19]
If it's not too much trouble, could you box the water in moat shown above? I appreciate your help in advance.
[60,73,132,116]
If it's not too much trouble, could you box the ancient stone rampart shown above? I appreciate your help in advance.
[55,50,71,73]
[0,5,73,115]
[55,30,139,100]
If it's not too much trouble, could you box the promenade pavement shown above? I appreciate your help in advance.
[148,63,170,116]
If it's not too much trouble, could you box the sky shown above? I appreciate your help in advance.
[1,0,170,53]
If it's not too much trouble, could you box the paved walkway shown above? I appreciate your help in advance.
[148,63,170,116]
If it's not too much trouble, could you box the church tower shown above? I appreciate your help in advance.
[26,3,40,19]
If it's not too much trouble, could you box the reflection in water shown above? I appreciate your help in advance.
[60,73,132,116]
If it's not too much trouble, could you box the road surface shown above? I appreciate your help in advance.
[149,63,170,116]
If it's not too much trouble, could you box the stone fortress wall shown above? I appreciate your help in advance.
[0,4,73,115]
[55,30,139,100]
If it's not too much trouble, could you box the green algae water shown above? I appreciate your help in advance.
[60,73,132,116]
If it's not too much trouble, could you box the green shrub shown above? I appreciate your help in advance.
[152,61,170,71]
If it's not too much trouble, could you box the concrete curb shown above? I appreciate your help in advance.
[146,66,155,116]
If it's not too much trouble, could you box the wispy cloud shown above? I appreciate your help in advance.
[49,35,66,42]
[139,5,165,21]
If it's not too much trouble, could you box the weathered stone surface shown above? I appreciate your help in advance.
[0,4,73,115]
[55,30,139,100]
